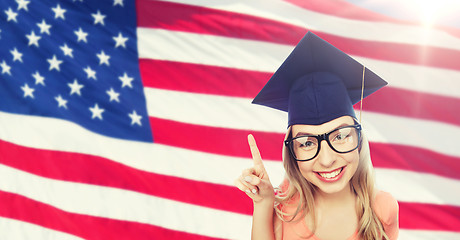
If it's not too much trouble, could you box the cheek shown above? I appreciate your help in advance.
[297,162,315,179]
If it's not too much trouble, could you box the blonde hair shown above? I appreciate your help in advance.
[274,127,389,240]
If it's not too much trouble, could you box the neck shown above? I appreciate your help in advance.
[315,184,355,207]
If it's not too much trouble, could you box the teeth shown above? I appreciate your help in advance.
[319,168,342,179]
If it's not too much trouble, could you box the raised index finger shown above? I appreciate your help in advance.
[247,134,264,168]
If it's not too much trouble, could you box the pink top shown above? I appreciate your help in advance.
[278,183,399,240]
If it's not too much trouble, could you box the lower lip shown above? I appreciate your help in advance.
[316,167,346,183]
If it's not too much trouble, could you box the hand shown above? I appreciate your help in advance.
[234,134,275,205]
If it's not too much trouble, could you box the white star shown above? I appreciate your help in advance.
[96,50,110,66]
[89,103,105,120]
[47,55,63,71]
[128,110,142,126]
[55,95,68,109]
[10,48,23,62]
[119,72,134,88]
[68,79,84,96]
[26,30,41,47]
[0,61,12,75]
[91,10,106,25]
[52,4,66,20]
[113,32,128,48]
[5,8,18,22]
[21,83,35,98]
[37,19,51,35]
[74,28,88,43]
[32,71,45,85]
[106,88,120,102]
[16,0,30,11]
[83,66,96,80]
[113,0,124,6]
[60,43,74,58]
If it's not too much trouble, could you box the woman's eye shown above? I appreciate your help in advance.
[300,140,315,148]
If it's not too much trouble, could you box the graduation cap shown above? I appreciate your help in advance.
[252,31,387,126]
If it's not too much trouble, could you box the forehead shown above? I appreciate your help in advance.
[291,116,355,135]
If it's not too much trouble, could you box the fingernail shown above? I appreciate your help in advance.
[245,189,251,194]
[244,176,252,183]
[252,189,258,194]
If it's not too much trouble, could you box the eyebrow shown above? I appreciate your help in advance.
[294,123,350,137]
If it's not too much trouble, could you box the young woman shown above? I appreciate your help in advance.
[234,32,399,240]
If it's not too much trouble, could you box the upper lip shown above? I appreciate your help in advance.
[314,166,344,174]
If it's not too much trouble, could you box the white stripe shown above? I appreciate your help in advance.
[144,88,460,158]
[399,229,460,240]
[0,217,84,240]
[138,28,460,98]
[138,27,289,73]
[376,168,460,206]
[157,0,460,51]
[0,111,459,207]
[0,164,252,240]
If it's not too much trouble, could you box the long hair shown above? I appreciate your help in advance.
[274,127,389,240]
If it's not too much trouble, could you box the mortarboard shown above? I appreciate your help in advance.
[252,31,387,126]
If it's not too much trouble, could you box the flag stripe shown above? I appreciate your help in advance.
[150,117,460,181]
[0,191,225,240]
[138,26,460,74]
[140,59,460,127]
[144,88,460,158]
[399,202,460,232]
[0,217,84,240]
[0,139,252,215]
[0,164,251,239]
[150,0,460,51]
[399,229,460,240]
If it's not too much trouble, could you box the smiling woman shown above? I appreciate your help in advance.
[234,32,399,240]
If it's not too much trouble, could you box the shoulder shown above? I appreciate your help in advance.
[373,190,399,239]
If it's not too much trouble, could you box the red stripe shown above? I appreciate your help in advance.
[150,117,460,180]
[136,0,460,71]
[0,139,252,215]
[400,202,460,232]
[140,59,460,128]
[0,191,224,240]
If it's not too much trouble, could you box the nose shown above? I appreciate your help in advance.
[316,140,336,168]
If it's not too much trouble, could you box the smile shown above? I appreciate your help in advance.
[315,167,345,182]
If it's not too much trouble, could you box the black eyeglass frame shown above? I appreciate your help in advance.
[284,124,362,161]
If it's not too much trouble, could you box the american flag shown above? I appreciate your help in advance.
[0,0,459,239]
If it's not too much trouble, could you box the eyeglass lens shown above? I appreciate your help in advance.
[291,126,359,160]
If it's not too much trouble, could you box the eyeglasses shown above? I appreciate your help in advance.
[284,124,362,161]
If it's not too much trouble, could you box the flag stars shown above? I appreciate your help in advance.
[37,19,51,35]
[113,0,124,6]
[60,43,74,58]
[106,88,120,102]
[68,79,84,96]
[5,8,18,22]
[74,28,88,43]
[91,10,106,25]
[10,48,23,62]
[119,72,134,88]
[47,55,63,71]
[16,0,31,11]
[113,32,128,48]
[89,103,105,120]
[96,50,110,66]
[128,110,142,126]
[21,83,35,98]
[32,71,45,86]
[83,66,96,80]
[55,95,68,109]
[26,31,41,47]
[0,61,12,75]
[52,4,66,20]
